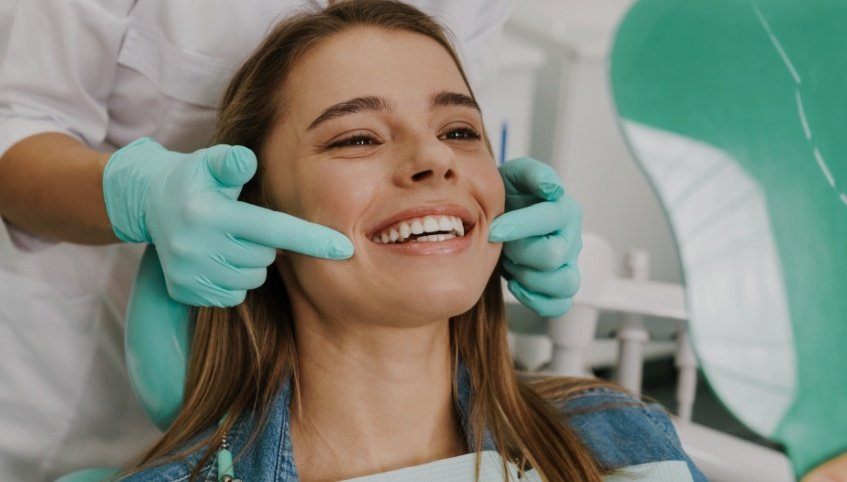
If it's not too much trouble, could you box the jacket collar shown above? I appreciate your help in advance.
[218,359,495,481]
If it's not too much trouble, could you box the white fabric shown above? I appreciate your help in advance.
[344,451,694,482]
[0,0,511,480]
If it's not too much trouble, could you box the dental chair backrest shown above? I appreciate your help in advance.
[609,0,847,476]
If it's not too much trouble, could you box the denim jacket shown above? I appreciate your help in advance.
[126,365,706,481]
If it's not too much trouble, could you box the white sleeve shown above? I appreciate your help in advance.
[0,0,135,251]
[0,0,135,157]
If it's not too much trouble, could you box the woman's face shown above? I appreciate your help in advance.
[262,26,504,325]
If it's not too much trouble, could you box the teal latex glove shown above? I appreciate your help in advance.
[55,468,118,482]
[489,157,583,318]
[103,137,354,307]
[125,245,190,431]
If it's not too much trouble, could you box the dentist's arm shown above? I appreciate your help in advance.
[489,157,583,317]
[0,134,353,307]
[0,133,117,245]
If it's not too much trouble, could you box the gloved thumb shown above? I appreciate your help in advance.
[205,145,258,188]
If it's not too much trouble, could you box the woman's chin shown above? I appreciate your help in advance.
[363,254,498,322]
[382,286,482,323]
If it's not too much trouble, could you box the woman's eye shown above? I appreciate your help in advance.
[327,135,380,149]
[440,127,481,141]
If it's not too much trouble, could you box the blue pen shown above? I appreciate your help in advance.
[499,120,508,165]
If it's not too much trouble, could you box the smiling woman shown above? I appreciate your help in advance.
[119,1,703,481]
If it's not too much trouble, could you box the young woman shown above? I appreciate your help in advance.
[123,1,705,480]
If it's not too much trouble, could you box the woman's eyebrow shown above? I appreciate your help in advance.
[430,91,479,111]
[308,96,392,130]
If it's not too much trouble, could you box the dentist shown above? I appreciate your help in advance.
[0,0,582,480]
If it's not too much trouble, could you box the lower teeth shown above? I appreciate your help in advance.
[373,232,462,244]
[414,233,456,242]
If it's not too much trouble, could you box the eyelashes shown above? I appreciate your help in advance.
[440,127,483,142]
[324,127,482,150]
[325,134,378,149]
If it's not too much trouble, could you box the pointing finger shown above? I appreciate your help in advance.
[217,200,354,259]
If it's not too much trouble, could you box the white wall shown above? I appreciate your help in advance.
[504,0,682,284]
[0,0,16,57]
[557,56,681,283]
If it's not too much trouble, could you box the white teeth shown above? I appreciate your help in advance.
[399,222,411,239]
[437,215,453,232]
[413,233,457,243]
[452,217,464,236]
[373,213,470,244]
[422,216,439,232]
[410,219,424,235]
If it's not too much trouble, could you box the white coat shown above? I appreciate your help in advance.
[0,0,511,479]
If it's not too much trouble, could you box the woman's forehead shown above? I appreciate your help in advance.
[284,26,471,117]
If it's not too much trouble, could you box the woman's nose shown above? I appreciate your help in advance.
[394,136,456,186]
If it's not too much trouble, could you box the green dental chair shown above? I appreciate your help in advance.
[609,0,847,476]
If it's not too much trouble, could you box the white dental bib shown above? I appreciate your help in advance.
[343,450,694,481]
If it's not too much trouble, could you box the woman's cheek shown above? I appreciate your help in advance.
[479,164,506,217]
[302,161,380,231]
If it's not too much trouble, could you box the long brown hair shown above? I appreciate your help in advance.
[128,1,612,480]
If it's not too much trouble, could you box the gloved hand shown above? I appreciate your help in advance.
[102,137,354,307]
[489,157,583,317]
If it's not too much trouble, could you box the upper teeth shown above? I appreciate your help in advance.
[372,215,466,244]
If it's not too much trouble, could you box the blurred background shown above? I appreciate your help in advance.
[487,0,693,419]
[486,1,824,480]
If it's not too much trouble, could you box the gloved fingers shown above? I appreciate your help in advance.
[203,265,268,292]
[166,254,268,292]
[159,242,267,307]
[502,257,581,299]
[499,157,564,201]
[502,231,582,271]
[507,279,573,318]
[504,192,539,211]
[204,144,258,190]
[218,236,278,268]
[216,200,354,259]
[165,276,247,308]
[202,288,247,308]
[489,195,581,243]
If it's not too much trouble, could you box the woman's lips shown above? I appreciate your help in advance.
[366,204,475,239]
[364,203,478,256]
[370,223,475,256]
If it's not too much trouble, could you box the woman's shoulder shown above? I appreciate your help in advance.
[556,387,682,460]
[550,386,707,481]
